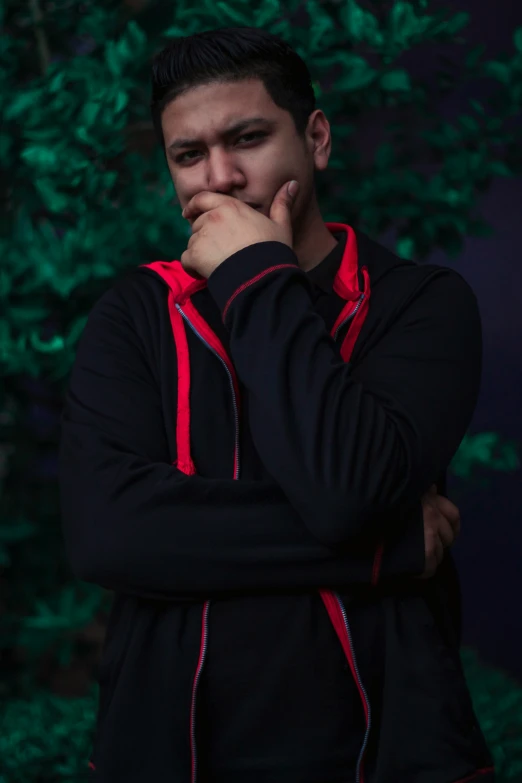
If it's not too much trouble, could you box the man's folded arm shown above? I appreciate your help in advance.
[207,248,482,548]
[59,286,426,602]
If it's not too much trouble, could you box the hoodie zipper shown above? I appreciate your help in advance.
[331,292,371,783]
[176,305,241,783]
[334,293,364,341]
[176,305,241,480]
[177,299,368,783]
[330,288,369,783]
[189,600,210,783]
[335,593,372,783]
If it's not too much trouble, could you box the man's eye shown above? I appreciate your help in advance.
[176,132,266,164]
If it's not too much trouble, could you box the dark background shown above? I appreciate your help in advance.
[397,0,522,682]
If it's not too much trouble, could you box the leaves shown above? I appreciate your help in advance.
[444,11,469,35]
[335,55,376,90]
[396,236,415,260]
[485,60,511,83]
[340,0,383,47]
[306,0,336,53]
[451,433,520,478]
[515,27,522,53]
[388,1,434,46]
[104,20,147,76]
[0,520,38,567]
[381,69,411,91]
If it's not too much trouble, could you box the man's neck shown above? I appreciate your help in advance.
[294,214,339,273]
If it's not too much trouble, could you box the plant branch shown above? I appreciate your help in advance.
[29,0,51,76]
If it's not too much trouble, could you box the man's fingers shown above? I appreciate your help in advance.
[434,534,444,564]
[437,516,456,549]
[419,530,444,580]
[431,494,461,535]
[418,491,461,581]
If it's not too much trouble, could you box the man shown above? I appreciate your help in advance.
[59,26,495,783]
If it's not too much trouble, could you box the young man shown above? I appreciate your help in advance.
[59,26,495,783]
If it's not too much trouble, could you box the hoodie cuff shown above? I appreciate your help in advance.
[207,241,300,324]
[379,502,426,580]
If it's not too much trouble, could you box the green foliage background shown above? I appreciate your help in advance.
[1,0,521,779]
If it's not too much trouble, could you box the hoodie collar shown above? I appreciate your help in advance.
[142,222,368,306]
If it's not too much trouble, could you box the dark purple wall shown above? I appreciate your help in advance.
[428,0,522,682]
[432,176,522,683]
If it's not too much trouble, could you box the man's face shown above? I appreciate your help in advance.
[161,78,331,224]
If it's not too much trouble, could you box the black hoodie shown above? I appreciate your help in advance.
[59,222,495,783]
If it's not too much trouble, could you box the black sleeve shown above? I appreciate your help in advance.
[207,242,482,547]
[59,284,425,601]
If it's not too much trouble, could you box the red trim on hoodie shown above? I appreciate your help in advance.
[452,767,495,783]
[340,265,370,363]
[371,543,385,587]
[319,589,369,783]
[139,224,381,782]
[222,263,299,322]
[167,290,196,476]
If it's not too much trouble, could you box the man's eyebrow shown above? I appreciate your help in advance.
[167,117,276,152]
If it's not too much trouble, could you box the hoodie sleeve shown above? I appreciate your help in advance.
[59,283,426,602]
[207,241,482,548]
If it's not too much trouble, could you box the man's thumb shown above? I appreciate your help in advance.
[287,180,299,198]
[269,181,299,242]
[270,180,299,216]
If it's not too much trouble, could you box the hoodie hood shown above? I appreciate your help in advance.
[137,222,407,480]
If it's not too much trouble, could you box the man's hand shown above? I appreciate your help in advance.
[416,484,461,580]
[180,180,300,280]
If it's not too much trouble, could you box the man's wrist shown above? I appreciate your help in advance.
[207,241,299,323]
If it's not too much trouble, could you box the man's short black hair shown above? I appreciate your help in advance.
[150,26,316,150]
